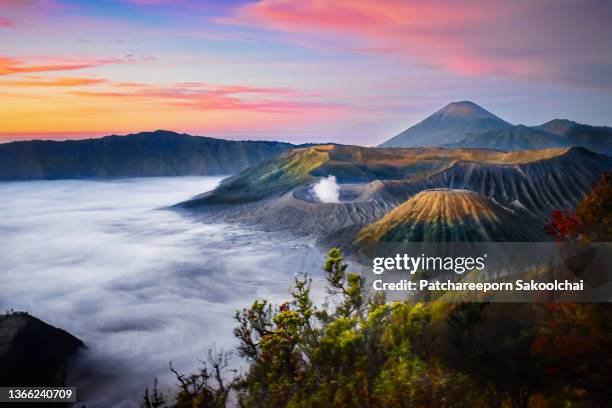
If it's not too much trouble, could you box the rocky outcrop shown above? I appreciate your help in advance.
[0,311,84,386]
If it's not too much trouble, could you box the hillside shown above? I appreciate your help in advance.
[377,147,612,217]
[451,122,612,155]
[355,189,543,248]
[180,144,553,207]
[535,120,612,155]
[0,311,84,386]
[450,125,565,151]
[179,145,612,243]
[0,130,297,180]
[380,101,512,147]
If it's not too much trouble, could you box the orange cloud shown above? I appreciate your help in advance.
[70,82,340,113]
[0,55,138,76]
[1,75,107,87]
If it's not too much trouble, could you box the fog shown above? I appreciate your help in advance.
[312,175,340,203]
[0,177,325,407]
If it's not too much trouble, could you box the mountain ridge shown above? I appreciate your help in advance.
[380,102,612,154]
[178,145,612,245]
[0,130,302,180]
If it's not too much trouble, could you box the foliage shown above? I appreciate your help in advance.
[144,246,611,408]
[546,171,612,242]
[142,349,239,408]
[531,303,612,405]
[147,170,612,407]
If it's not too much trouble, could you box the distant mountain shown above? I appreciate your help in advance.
[0,311,84,386]
[450,120,612,155]
[0,130,298,180]
[380,101,512,147]
[355,189,542,247]
[534,119,578,136]
[449,125,566,151]
[533,120,612,155]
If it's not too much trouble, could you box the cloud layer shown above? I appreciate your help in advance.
[0,177,325,407]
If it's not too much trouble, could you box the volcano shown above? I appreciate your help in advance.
[355,189,543,247]
[380,101,512,147]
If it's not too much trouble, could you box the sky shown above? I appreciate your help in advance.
[0,0,611,145]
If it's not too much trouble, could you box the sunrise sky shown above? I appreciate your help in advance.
[1,0,611,144]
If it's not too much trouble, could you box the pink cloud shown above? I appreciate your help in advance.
[1,75,107,87]
[224,0,612,86]
[0,56,104,75]
[0,55,146,76]
[70,82,342,113]
[0,16,14,27]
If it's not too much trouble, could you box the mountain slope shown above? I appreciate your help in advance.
[184,145,333,205]
[179,145,542,207]
[377,147,612,217]
[534,120,612,155]
[451,121,612,154]
[181,145,612,212]
[180,146,612,246]
[450,125,566,151]
[355,189,542,246]
[0,311,84,386]
[0,130,297,180]
[380,101,512,147]
[534,119,578,136]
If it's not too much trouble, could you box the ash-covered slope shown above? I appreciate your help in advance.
[180,145,548,207]
[0,130,297,180]
[355,189,543,248]
[179,145,612,242]
[377,147,612,218]
[380,101,512,147]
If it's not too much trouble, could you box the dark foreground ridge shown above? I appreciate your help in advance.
[0,311,84,387]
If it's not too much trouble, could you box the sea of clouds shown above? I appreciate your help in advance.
[0,177,326,407]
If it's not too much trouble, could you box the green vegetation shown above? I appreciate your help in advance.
[184,146,331,205]
[144,249,612,408]
[146,173,612,407]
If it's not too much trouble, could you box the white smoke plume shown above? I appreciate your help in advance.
[312,175,340,203]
